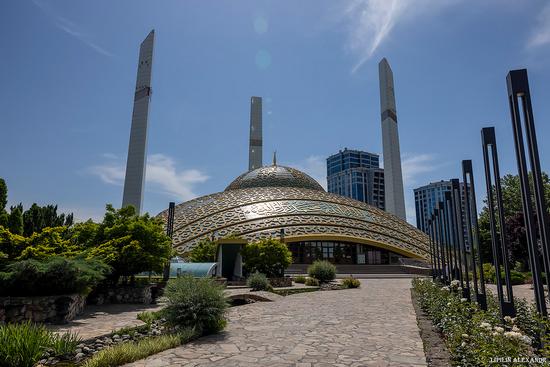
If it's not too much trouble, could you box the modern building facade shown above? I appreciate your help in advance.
[414,180,469,247]
[122,30,155,214]
[379,58,406,220]
[161,163,430,265]
[248,96,262,171]
[327,149,385,210]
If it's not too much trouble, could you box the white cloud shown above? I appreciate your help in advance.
[88,153,209,201]
[341,0,458,72]
[289,155,327,190]
[401,153,440,188]
[527,3,550,49]
[400,153,441,224]
[32,0,113,57]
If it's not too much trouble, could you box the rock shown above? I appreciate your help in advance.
[75,352,85,360]
[82,346,91,353]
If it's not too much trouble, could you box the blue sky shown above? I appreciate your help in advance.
[2,0,550,224]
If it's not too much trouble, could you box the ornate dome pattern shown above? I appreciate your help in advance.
[159,183,430,260]
[225,165,325,192]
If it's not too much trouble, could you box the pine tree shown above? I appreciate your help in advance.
[8,205,23,235]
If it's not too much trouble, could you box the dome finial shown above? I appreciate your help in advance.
[273,151,277,166]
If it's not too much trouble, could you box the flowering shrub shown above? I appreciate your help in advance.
[412,278,548,366]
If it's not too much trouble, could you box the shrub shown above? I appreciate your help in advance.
[84,205,173,282]
[241,238,292,277]
[304,277,319,286]
[412,278,540,366]
[341,276,361,288]
[82,330,195,367]
[188,239,217,262]
[0,321,80,367]
[162,275,228,334]
[247,272,270,291]
[293,275,306,284]
[307,260,336,283]
[0,256,109,296]
[137,310,162,325]
[50,332,81,356]
[482,263,527,285]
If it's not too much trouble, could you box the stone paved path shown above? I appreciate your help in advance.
[49,304,164,340]
[125,279,426,367]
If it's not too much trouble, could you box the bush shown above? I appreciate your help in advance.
[0,321,80,367]
[84,205,173,282]
[304,277,319,286]
[482,263,527,285]
[412,278,542,366]
[247,272,270,291]
[308,260,336,283]
[293,275,306,284]
[137,310,162,325]
[162,275,228,334]
[82,330,195,367]
[341,276,361,289]
[188,239,217,262]
[241,238,292,277]
[0,256,109,296]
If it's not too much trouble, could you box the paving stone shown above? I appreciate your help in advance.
[123,279,427,366]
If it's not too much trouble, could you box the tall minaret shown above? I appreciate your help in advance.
[248,96,263,171]
[122,30,155,214]
[379,58,406,220]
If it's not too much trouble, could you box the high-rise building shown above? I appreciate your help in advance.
[327,149,385,210]
[379,58,406,220]
[122,30,155,214]
[414,180,469,247]
[248,96,262,171]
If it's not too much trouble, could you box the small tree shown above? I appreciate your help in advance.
[0,178,7,228]
[188,239,217,262]
[86,205,172,282]
[241,238,292,278]
[7,205,23,235]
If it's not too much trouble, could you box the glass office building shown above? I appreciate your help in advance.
[326,149,385,210]
[414,180,469,248]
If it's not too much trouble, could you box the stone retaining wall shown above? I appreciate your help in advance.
[0,294,86,324]
[87,285,153,305]
[269,277,292,288]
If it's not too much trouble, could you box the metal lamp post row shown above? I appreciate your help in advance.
[428,69,549,319]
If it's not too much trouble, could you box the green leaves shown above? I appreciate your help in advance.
[162,275,227,333]
[188,239,217,262]
[241,238,292,278]
[83,204,172,280]
[0,321,80,367]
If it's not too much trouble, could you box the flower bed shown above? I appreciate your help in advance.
[412,278,550,366]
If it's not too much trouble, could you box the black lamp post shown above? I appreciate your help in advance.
[506,69,549,316]
[482,127,515,319]
[451,178,470,300]
[462,160,487,310]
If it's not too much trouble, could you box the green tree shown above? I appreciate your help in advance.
[7,205,23,235]
[478,172,550,269]
[0,178,7,212]
[0,226,26,265]
[85,204,172,282]
[0,178,8,228]
[22,203,74,236]
[188,239,217,262]
[241,238,292,277]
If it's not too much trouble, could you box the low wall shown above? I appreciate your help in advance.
[87,285,153,305]
[269,277,292,288]
[0,294,86,324]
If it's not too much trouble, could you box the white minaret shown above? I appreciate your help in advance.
[379,58,406,220]
[248,96,263,171]
[122,30,155,214]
